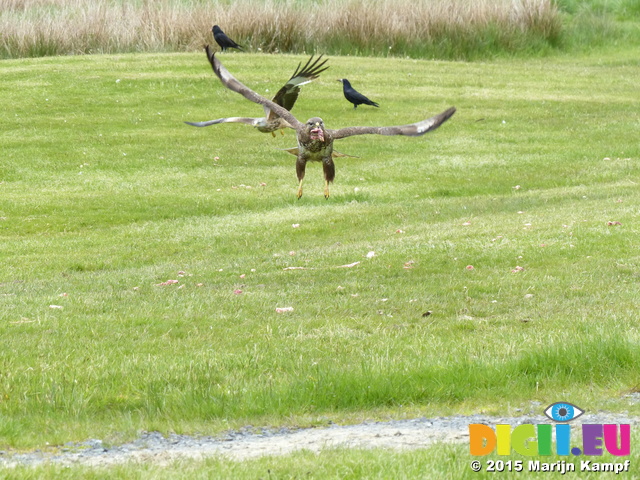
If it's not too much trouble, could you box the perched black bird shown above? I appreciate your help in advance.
[212,25,243,52]
[337,78,379,109]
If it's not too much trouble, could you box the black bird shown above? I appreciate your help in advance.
[212,25,243,52]
[337,78,379,109]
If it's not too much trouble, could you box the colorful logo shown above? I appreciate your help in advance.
[469,403,631,457]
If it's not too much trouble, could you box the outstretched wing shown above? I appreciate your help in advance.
[328,107,456,139]
[271,55,329,114]
[205,45,303,130]
[185,117,261,128]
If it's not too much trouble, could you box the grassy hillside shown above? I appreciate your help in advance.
[2,46,639,461]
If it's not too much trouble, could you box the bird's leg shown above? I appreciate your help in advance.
[296,157,307,200]
[280,129,285,136]
[322,156,335,200]
[297,179,304,199]
[271,131,276,138]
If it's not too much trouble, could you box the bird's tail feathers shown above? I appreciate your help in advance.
[281,147,359,159]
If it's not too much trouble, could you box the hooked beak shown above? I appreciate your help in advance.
[309,123,324,141]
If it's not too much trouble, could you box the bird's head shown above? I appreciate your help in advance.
[306,117,325,141]
[337,79,350,87]
[212,25,221,33]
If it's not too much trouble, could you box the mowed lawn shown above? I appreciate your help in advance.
[1,45,639,463]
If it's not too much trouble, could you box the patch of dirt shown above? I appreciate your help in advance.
[1,412,638,468]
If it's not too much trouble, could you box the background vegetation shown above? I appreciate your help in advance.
[2,0,639,60]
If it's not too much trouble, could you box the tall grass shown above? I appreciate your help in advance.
[557,0,640,18]
[0,0,562,59]
[555,0,640,51]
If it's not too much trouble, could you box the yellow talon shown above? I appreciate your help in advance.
[271,131,276,138]
[324,181,330,199]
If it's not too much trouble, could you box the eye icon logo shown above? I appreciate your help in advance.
[470,402,631,458]
[544,402,584,422]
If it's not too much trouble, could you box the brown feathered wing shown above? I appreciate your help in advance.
[186,48,327,130]
[205,46,304,130]
[327,107,456,139]
[267,54,328,119]
[207,50,456,141]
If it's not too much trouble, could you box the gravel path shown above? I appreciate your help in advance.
[1,412,638,468]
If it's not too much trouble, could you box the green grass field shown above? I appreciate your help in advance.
[1,41,640,476]
[5,440,640,480]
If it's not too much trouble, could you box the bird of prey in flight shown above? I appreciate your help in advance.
[338,78,379,108]
[212,25,243,52]
[203,47,456,199]
[185,48,328,136]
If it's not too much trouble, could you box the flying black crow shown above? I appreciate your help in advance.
[212,25,243,52]
[205,48,456,199]
[337,78,379,108]
[186,50,328,136]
